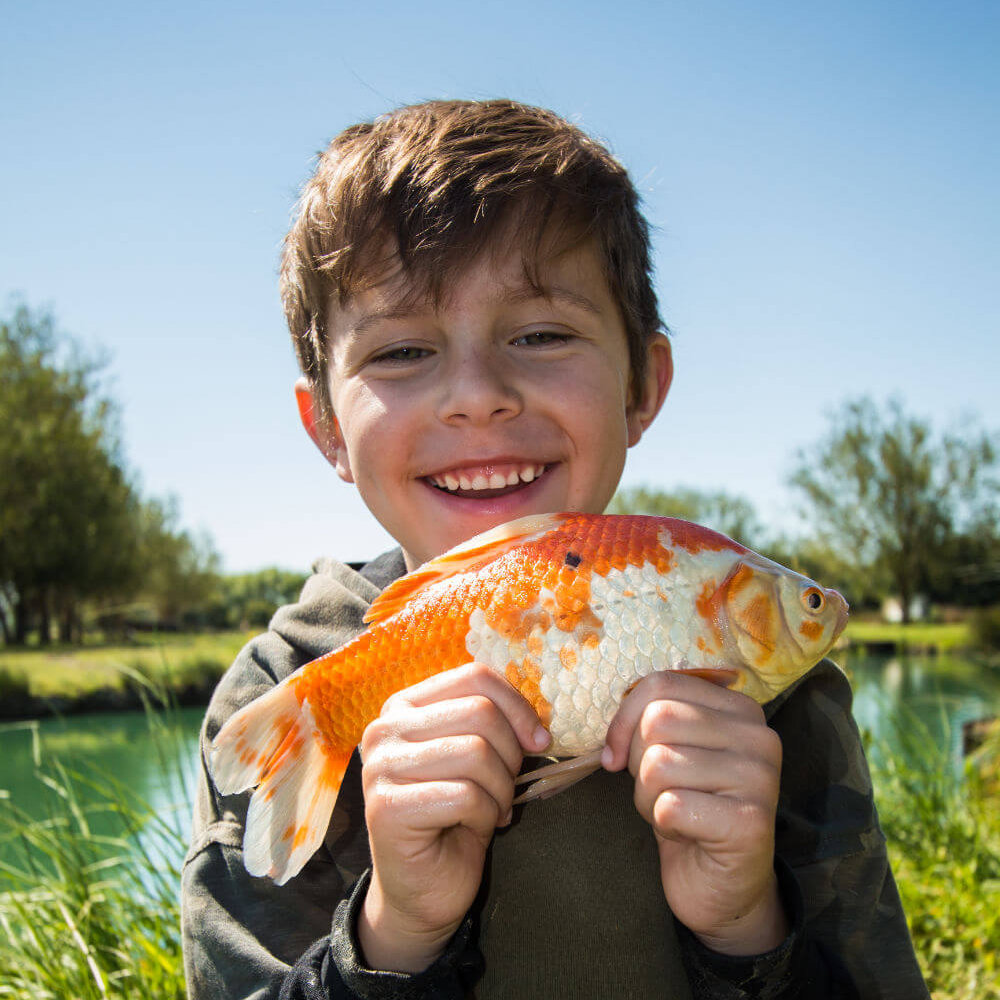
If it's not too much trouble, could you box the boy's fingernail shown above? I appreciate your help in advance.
[601,745,614,770]
[532,726,550,749]
[501,808,513,826]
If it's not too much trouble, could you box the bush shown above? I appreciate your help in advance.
[0,667,32,715]
[969,606,1000,652]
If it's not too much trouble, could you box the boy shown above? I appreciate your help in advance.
[182,100,928,999]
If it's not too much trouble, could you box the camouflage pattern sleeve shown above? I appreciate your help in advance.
[764,659,930,999]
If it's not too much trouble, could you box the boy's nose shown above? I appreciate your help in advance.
[437,353,523,426]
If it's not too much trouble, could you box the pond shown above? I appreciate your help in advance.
[1,652,998,869]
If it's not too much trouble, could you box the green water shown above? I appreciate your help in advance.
[842,651,1000,767]
[1,654,997,864]
[0,706,203,870]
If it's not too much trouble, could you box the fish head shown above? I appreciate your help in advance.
[717,556,849,702]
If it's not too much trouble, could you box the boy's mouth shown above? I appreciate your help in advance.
[424,462,550,499]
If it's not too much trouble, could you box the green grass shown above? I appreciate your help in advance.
[844,620,971,652]
[0,631,250,702]
[0,709,190,998]
[871,719,1000,1000]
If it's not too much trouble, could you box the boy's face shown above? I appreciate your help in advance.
[297,240,672,570]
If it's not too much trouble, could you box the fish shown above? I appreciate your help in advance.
[210,512,848,884]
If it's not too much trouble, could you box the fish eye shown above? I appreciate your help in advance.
[802,587,825,613]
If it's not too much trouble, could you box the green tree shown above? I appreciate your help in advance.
[1,303,224,644]
[215,568,309,628]
[609,484,766,547]
[0,304,140,643]
[789,397,997,622]
[130,496,221,629]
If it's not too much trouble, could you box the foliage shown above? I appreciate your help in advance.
[210,567,309,629]
[609,484,766,547]
[789,397,998,621]
[969,606,1000,653]
[871,722,1000,999]
[126,496,222,629]
[0,303,222,645]
[0,303,138,645]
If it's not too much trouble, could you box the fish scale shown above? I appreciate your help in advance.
[210,511,848,884]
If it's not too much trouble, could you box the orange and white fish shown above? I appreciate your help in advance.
[210,512,848,884]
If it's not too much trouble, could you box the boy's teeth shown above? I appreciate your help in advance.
[430,463,547,493]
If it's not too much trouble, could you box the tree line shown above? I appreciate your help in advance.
[2,302,998,643]
[0,304,305,645]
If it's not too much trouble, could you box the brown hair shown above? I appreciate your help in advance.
[280,99,664,422]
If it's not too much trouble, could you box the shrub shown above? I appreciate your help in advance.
[969,605,1000,652]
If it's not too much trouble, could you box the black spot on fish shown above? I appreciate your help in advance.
[564,551,582,568]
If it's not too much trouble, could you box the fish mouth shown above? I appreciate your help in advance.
[423,461,553,500]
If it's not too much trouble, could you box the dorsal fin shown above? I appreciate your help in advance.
[364,513,570,625]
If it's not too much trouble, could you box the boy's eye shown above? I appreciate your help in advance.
[513,330,571,347]
[370,345,430,364]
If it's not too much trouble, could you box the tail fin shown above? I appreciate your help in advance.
[209,673,353,885]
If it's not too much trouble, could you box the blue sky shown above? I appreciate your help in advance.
[3,0,997,572]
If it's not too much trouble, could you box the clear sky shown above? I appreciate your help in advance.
[3,0,997,572]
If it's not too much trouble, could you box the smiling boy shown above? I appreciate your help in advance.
[182,100,927,999]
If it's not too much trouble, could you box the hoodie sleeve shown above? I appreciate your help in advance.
[181,555,424,1000]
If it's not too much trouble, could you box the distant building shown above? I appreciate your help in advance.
[881,595,929,623]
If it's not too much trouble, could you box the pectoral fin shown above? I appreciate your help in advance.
[513,749,604,803]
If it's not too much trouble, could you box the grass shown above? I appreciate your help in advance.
[871,718,1000,1000]
[844,620,971,653]
[0,631,250,705]
[0,707,191,998]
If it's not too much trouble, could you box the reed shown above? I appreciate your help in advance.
[871,715,1000,1000]
[0,709,189,998]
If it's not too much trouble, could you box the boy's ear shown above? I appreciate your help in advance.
[294,377,355,483]
[626,333,673,448]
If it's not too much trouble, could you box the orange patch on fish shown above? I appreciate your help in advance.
[662,520,746,556]
[506,658,552,727]
[695,579,725,653]
[735,595,777,652]
[799,619,824,641]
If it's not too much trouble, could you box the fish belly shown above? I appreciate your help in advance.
[464,556,714,755]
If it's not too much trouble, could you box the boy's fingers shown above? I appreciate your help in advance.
[602,669,758,771]
[369,778,505,845]
[649,787,775,850]
[384,662,550,752]
[368,734,519,816]
[632,743,779,822]
[374,695,528,778]
[626,708,782,779]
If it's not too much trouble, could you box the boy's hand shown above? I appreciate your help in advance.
[357,662,550,973]
[602,671,788,956]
